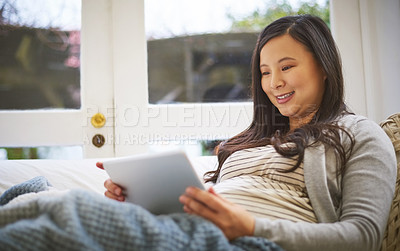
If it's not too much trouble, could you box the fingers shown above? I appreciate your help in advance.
[98,163,124,201]
[96,162,104,170]
[183,204,193,214]
[105,190,125,201]
[180,187,223,216]
[187,187,229,213]
[179,193,216,220]
[104,178,125,201]
[179,188,235,237]
[180,186,255,240]
[208,186,224,200]
[208,186,217,195]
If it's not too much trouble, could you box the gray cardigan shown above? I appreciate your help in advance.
[253,114,397,251]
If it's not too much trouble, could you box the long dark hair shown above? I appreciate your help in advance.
[205,15,354,183]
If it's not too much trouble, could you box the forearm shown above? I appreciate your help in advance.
[254,218,376,251]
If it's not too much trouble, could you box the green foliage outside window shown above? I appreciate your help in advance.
[3,148,39,159]
[228,0,330,32]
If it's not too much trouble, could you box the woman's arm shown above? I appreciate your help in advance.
[253,116,397,251]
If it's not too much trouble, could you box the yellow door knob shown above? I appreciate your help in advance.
[91,113,106,128]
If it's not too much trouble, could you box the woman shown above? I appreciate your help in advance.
[100,15,396,251]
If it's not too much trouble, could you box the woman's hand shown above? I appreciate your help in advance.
[179,186,255,240]
[96,162,125,201]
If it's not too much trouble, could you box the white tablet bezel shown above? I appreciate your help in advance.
[102,150,205,215]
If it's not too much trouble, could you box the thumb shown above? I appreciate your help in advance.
[208,186,229,202]
[208,187,221,197]
[96,162,104,170]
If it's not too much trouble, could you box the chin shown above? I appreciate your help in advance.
[277,109,297,118]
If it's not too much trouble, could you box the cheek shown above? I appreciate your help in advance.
[261,80,271,95]
[285,73,301,88]
[261,84,276,104]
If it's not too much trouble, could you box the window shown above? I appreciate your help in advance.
[0,0,116,159]
[0,0,81,110]
[143,0,330,155]
[0,0,332,159]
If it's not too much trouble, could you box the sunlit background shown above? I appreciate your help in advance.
[0,0,329,159]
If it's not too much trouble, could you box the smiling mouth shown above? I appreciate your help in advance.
[276,91,295,100]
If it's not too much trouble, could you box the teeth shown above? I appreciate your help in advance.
[277,91,294,99]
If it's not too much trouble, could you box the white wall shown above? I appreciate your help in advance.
[331,0,400,122]
[370,0,400,121]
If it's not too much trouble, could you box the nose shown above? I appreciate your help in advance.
[271,80,284,89]
[270,72,284,89]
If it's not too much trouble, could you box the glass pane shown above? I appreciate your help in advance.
[0,146,83,160]
[0,0,81,109]
[145,0,329,104]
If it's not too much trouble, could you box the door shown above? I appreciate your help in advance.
[0,0,119,158]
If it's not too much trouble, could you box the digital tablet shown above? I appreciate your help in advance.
[102,150,205,215]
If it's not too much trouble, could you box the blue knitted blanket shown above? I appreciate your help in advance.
[0,177,283,251]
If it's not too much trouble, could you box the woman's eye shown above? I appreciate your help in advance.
[282,66,292,71]
[262,71,270,76]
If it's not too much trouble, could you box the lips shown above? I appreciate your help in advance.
[276,91,294,104]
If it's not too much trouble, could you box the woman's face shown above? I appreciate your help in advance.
[260,34,326,126]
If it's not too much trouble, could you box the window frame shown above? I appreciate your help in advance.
[3,0,396,158]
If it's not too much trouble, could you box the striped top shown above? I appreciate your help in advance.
[213,145,317,223]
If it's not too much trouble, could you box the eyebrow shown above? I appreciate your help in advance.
[260,57,296,67]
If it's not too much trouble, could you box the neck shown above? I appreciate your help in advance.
[289,110,318,130]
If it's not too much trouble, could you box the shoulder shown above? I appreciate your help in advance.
[328,113,396,174]
[335,113,388,142]
[336,113,396,167]
[336,113,373,129]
